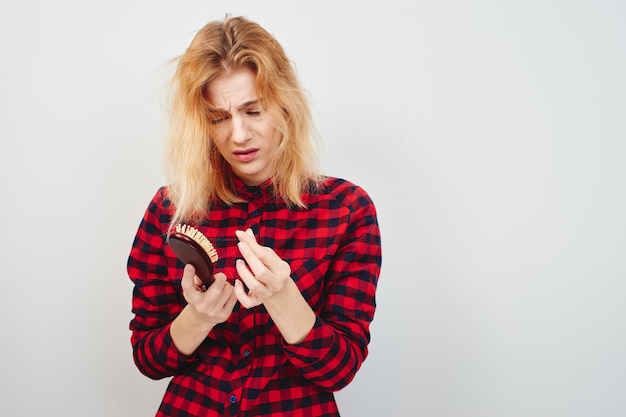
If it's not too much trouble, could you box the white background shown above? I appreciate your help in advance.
[1,1,625,416]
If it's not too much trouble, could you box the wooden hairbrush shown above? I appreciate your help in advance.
[167,224,218,287]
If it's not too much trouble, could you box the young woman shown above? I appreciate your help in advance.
[128,16,382,416]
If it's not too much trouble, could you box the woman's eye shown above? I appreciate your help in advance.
[247,111,261,116]
[211,116,229,125]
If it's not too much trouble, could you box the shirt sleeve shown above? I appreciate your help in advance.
[282,184,382,391]
[127,188,199,379]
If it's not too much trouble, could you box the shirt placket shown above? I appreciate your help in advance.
[244,187,263,236]
[231,187,264,414]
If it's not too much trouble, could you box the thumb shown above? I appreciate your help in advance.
[181,264,197,291]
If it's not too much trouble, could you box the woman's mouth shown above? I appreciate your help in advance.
[233,148,259,163]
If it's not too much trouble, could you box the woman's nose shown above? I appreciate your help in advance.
[231,115,250,144]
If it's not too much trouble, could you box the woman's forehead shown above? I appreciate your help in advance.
[205,68,258,111]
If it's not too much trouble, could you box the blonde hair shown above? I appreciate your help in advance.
[164,16,321,225]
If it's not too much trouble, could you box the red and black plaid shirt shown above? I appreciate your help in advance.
[128,176,382,416]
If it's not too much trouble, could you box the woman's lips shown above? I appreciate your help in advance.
[233,148,259,162]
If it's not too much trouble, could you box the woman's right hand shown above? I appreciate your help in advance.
[171,264,237,355]
[181,264,238,327]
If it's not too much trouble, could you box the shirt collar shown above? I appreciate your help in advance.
[231,175,275,200]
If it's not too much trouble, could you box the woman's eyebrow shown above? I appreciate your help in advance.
[237,100,259,110]
[209,100,259,113]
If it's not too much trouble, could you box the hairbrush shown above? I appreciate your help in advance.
[167,224,218,287]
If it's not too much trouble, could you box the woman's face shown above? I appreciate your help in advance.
[205,68,280,186]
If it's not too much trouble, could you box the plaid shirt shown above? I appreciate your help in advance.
[128,176,382,416]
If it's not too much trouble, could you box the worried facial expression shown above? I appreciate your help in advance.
[205,68,281,186]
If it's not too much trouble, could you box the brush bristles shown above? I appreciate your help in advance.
[175,224,219,263]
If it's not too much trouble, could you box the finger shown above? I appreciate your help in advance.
[236,229,286,275]
[205,273,232,303]
[235,229,263,254]
[215,275,235,306]
[193,275,205,290]
[233,279,250,306]
[234,279,262,309]
[235,228,251,239]
[223,288,239,311]
[235,258,266,294]
[211,272,228,285]
[236,241,270,279]
[236,259,273,301]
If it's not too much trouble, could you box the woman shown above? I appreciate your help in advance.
[128,16,382,416]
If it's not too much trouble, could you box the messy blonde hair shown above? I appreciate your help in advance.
[164,16,321,224]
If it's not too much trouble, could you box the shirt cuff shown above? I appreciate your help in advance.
[281,317,336,365]
[157,323,199,370]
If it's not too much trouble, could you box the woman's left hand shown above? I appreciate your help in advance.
[234,228,292,308]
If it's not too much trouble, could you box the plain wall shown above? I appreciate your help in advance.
[1,1,625,416]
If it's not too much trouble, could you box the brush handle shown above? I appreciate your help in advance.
[168,233,215,287]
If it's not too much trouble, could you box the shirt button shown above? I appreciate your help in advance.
[243,350,251,357]
[251,210,259,216]
[229,394,237,404]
